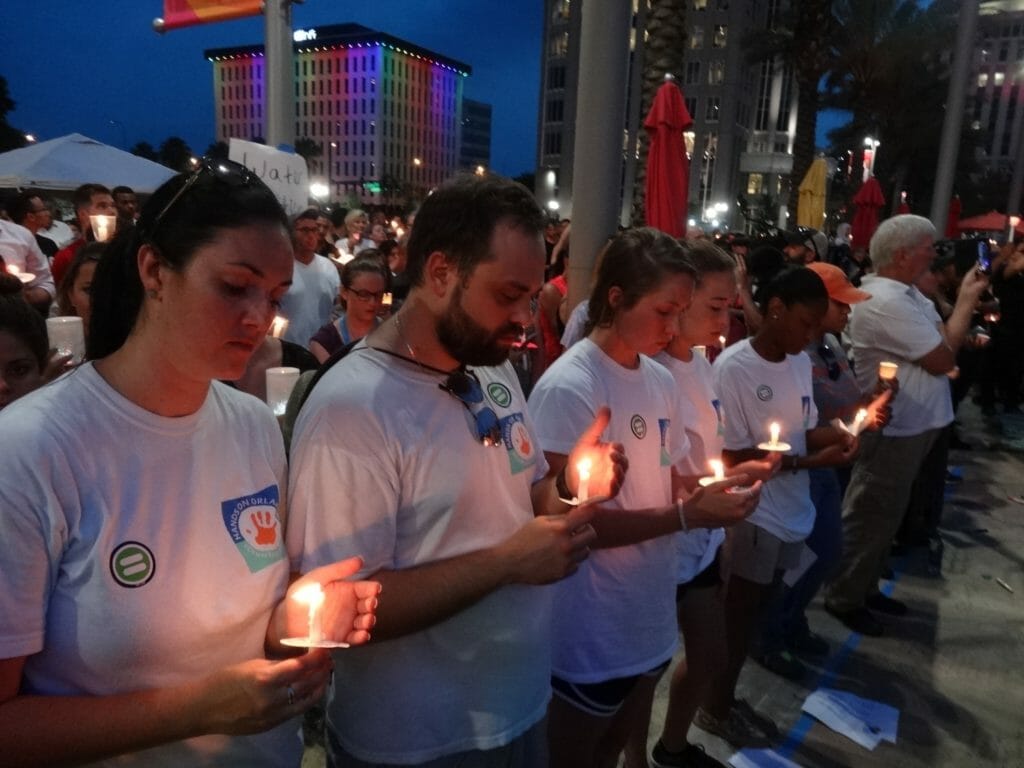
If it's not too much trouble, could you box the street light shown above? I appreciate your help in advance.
[310,181,329,200]
[24,133,37,143]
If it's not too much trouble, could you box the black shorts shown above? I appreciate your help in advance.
[551,660,671,718]
[676,553,722,602]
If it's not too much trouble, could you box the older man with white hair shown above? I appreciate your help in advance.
[825,214,988,636]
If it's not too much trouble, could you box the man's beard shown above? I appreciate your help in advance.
[436,284,525,367]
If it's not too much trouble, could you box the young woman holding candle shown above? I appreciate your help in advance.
[0,159,380,767]
[700,264,857,738]
[755,262,893,673]
[646,240,781,766]
[528,228,762,768]
[308,255,388,364]
[56,241,104,337]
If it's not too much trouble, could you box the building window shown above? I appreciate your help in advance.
[553,0,570,21]
[978,72,989,87]
[548,63,566,89]
[550,32,570,57]
[686,61,701,85]
[685,96,697,118]
[747,173,764,195]
[708,60,725,85]
[544,131,563,156]
[713,25,727,48]
[546,99,565,122]
[693,0,707,9]
[690,26,704,49]
[994,71,1006,86]
[705,96,720,122]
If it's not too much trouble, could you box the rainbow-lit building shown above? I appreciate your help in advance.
[205,23,472,202]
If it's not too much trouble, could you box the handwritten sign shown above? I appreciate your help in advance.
[229,139,309,216]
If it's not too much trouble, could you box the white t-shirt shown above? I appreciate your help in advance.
[655,351,727,583]
[849,275,953,436]
[0,219,56,298]
[0,365,298,767]
[528,338,687,682]
[279,254,341,348]
[287,347,552,764]
[560,299,590,349]
[713,339,817,542]
[333,237,372,263]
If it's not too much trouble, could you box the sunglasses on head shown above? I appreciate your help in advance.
[440,369,502,447]
[146,158,260,238]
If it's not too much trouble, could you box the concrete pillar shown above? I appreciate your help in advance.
[566,0,633,312]
[930,0,979,233]
[264,0,295,149]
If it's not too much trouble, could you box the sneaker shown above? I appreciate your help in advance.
[753,650,806,681]
[787,629,830,657]
[650,740,725,768]
[731,698,780,738]
[694,706,771,747]
[825,603,884,636]
[866,592,908,616]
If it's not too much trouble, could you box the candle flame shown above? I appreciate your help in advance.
[576,457,592,479]
[710,459,724,480]
[7,264,20,275]
[769,422,781,446]
[269,315,289,338]
[292,582,324,608]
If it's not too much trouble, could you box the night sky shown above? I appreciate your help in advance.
[1,0,545,176]
[2,2,846,178]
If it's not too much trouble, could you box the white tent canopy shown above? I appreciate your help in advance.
[0,133,175,193]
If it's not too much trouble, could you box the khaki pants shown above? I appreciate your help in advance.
[825,427,942,612]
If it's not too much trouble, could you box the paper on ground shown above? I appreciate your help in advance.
[729,748,803,768]
[802,688,899,750]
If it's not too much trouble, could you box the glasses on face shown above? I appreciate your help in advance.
[295,226,319,235]
[347,288,386,303]
[147,158,259,238]
[440,369,502,447]
[818,342,842,381]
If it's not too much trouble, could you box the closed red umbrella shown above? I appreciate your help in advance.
[644,80,693,237]
[850,177,886,250]
[945,196,962,238]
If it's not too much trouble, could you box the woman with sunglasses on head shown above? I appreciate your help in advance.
[754,262,893,672]
[0,159,380,767]
[309,256,388,364]
[698,265,857,743]
[528,228,762,768]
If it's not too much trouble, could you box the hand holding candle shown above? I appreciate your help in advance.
[564,406,628,506]
[279,557,382,649]
[698,458,726,487]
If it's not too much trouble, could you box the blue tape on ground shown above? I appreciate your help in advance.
[776,573,899,759]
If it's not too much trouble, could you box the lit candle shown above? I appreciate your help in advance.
[6,264,34,283]
[89,214,117,242]
[699,458,726,487]
[382,292,393,308]
[265,366,300,416]
[878,361,898,381]
[718,335,726,348]
[769,422,781,448]
[45,316,86,363]
[576,457,592,503]
[693,345,707,359]
[292,583,325,643]
[268,315,289,338]
[852,408,868,434]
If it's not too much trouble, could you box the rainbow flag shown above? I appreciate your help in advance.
[160,0,262,31]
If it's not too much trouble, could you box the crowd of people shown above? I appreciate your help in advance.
[0,165,1013,768]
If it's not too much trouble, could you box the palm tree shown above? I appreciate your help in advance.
[742,1,836,218]
[631,0,687,226]
[822,0,956,212]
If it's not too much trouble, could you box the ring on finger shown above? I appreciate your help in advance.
[287,685,295,706]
